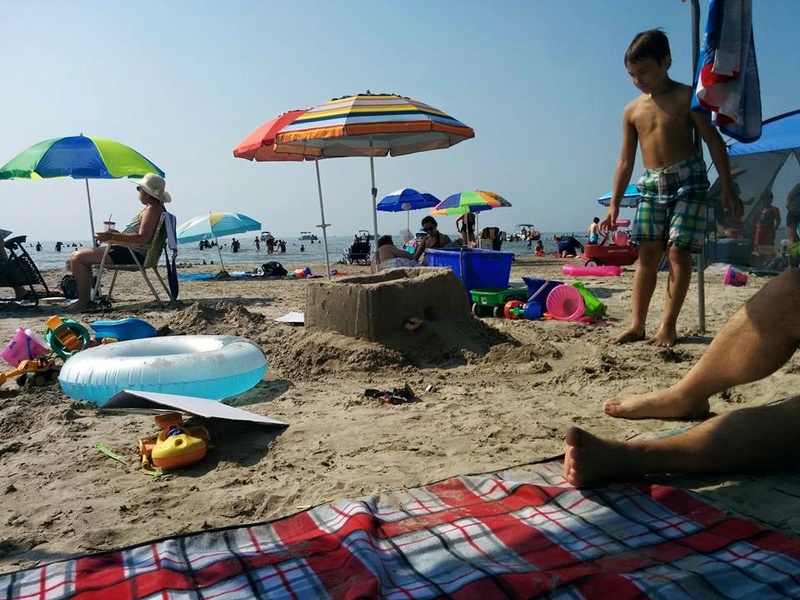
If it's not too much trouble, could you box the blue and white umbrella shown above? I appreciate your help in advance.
[177,212,261,272]
[597,184,640,208]
[377,188,441,234]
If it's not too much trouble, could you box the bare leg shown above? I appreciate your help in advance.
[566,395,800,487]
[605,268,800,419]
[67,247,110,309]
[614,241,664,344]
[652,245,692,348]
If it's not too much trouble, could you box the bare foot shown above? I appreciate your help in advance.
[650,323,678,348]
[564,427,630,487]
[613,327,646,345]
[603,387,709,420]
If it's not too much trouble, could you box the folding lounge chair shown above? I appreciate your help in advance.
[0,235,52,306]
[92,211,178,306]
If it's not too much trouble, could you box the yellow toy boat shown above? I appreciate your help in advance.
[138,412,210,471]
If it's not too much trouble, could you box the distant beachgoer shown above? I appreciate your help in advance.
[413,216,452,265]
[55,241,63,252]
[754,190,781,250]
[785,183,800,246]
[254,236,261,251]
[231,238,240,253]
[534,240,545,257]
[300,244,305,252]
[456,212,476,246]
[35,242,42,252]
[601,29,741,348]
[553,234,582,257]
[377,234,419,270]
[587,217,600,244]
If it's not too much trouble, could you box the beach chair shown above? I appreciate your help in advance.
[0,236,52,306]
[92,212,176,306]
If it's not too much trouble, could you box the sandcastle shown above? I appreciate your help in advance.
[305,268,472,341]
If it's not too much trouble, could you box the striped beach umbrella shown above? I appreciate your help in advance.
[0,134,164,242]
[177,212,261,273]
[274,93,475,254]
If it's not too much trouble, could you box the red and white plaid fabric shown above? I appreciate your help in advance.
[3,461,800,599]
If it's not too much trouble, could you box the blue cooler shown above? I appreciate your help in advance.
[426,248,514,293]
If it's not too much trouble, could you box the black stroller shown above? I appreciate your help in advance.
[340,233,372,265]
[0,236,53,306]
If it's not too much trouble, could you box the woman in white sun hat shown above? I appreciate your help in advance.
[67,173,171,310]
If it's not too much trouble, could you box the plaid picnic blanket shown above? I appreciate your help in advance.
[3,461,800,599]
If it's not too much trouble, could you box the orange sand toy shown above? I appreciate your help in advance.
[138,412,210,471]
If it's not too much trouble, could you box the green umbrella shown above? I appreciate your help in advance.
[0,134,164,242]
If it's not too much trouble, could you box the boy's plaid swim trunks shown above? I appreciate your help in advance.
[633,153,710,252]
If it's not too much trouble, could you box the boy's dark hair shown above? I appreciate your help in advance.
[593,217,600,224]
[377,234,393,248]
[625,28,671,65]
[421,216,438,228]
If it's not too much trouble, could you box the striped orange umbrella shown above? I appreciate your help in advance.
[274,93,475,253]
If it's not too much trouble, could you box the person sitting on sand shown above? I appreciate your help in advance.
[534,240,545,257]
[553,234,582,257]
[377,235,420,270]
[67,173,169,311]
[587,217,600,244]
[564,267,800,487]
[413,216,451,265]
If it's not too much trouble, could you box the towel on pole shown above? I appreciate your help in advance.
[692,0,762,143]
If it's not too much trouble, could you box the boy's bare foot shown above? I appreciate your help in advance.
[564,427,630,487]
[613,327,646,345]
[603,388,710,420]
[650,323,678,348]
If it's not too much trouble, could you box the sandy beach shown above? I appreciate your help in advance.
[1,254,798,574]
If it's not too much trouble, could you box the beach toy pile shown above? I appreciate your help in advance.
[518,277,608,322]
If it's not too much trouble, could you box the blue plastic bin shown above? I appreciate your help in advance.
[426,248,514,293]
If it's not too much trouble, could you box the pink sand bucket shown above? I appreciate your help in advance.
[546,284,585,321]
[723,266,748,287]
[1,328,50,367]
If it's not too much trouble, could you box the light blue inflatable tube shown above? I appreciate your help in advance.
[58,335,268,405]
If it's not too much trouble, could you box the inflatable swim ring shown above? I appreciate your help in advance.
[58,335,268,405]
[561,264,622,277]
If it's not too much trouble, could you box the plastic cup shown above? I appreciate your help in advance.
[1,328,49,367]
[546,284,585,321]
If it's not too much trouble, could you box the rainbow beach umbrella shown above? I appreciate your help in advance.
[177,212,261,273]
[0,134,164,242]
[432,190,511,215]
[274,93,475,255]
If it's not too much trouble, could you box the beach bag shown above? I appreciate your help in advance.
[59,274,98,299]
[59,275,79,299]
[259,261,287,277]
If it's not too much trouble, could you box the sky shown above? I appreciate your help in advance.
[2,1,800,243]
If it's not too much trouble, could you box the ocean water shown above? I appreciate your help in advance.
[19,234,566,272]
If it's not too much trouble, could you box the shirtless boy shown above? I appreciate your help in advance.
[602,29,742,348]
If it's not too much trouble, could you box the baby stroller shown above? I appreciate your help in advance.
[340,233,372,265]
[0,236,53,306]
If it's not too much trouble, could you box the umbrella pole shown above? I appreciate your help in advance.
[215,237,226,273]
[84,179,96,244]
[369,140,379,263]
[314,160,332,279]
